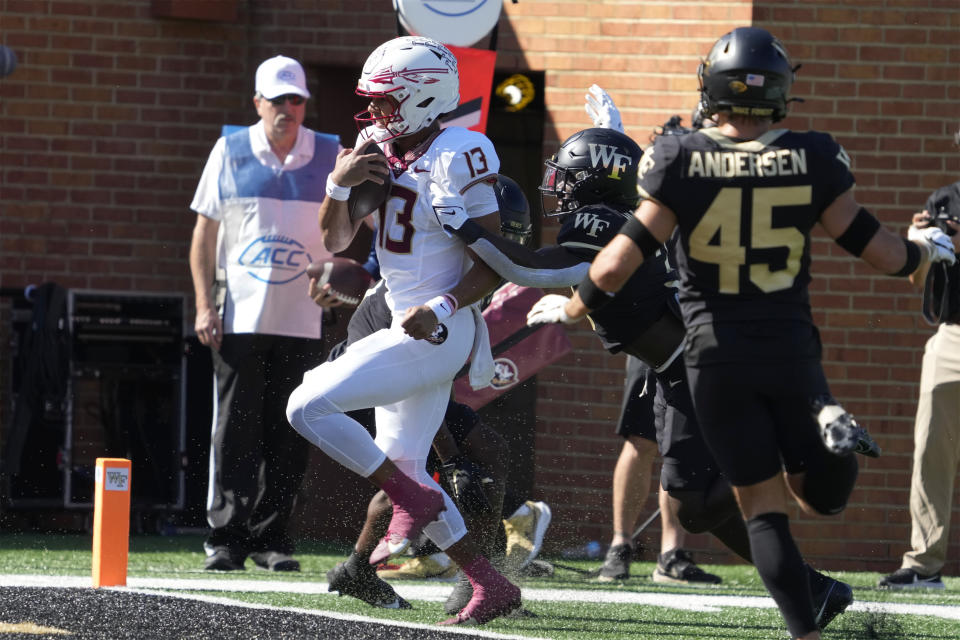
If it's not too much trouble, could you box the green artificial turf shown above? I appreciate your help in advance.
[0,533,958,639]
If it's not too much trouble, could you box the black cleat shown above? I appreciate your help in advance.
[521,559,555,577]
[653,549,723,585]
[444,571,473,615]
[814,397,872,457]
[326,561,412,609]
[878,567,944,590]
[854,430,882,458]
[811,575,853,630]
[653,548,722,585]
[250,550,300,572]
[204,547,245,571]
[597,543,632,581]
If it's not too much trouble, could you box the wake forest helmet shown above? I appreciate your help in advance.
[539,127,643,217]
[355,36,460,142]
[697,27,796,123]
[494,174,533,246]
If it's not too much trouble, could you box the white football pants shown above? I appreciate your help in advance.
[286,309,475,549]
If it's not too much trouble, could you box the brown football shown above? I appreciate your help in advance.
[347,144,391,221]
[306,257,373,306]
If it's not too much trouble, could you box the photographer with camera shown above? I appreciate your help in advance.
[879,163,960,590]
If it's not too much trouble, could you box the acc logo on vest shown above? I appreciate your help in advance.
[238,235,313,285]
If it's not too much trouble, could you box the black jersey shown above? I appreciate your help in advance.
[557,203,676,352]
[638,127,855,363]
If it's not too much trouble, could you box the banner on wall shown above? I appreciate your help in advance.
[453,284,573,410]
[441,45,497,134]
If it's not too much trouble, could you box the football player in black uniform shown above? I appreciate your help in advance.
[556,28,958,640]
[435,125,860,632]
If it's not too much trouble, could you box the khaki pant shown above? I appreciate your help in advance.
[902,323,960,574]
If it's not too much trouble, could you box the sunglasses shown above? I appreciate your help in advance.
[265,94,305,106]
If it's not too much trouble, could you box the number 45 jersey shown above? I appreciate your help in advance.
[637,127,855,331]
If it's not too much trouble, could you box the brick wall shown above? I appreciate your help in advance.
[756,0,960,573]
[526,1,960,572]
[1,0,958,571]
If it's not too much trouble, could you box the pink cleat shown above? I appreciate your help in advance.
[438,576,522,625]
[369,483,445,566]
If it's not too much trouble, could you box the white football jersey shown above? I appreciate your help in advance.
[357,126,500,312]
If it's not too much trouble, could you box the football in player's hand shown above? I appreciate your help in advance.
[348,144,391,222]
[306,257,373,306]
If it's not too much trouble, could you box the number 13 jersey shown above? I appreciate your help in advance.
[365,126,500,314]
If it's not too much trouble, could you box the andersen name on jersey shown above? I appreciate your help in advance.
[638,127,855,329]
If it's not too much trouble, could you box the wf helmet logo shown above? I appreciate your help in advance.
[238,235,313,285]
[588,143,632,180]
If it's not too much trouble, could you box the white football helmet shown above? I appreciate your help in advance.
[355,36,460,142]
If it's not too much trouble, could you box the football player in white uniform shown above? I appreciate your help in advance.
[286,36,521,625]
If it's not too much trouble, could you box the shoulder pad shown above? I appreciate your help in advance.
[806,131,851,170]
[431,129,500,195]
[558,204,630,250]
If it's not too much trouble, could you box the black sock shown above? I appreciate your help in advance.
[747,512,816,638]
[805,564,830,593]
[501,488,523,520]
[412,531,441,557]
[345,549,371,574]
[709,515,753,563]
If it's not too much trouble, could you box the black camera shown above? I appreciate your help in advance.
[650,115,696,144]
[931,196,960,236]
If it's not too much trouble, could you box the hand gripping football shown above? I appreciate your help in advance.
[348,144,391,221]
[306,257,374,306]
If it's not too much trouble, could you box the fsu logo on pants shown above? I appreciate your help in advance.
[490,357,519,390]
[426,323,448,345]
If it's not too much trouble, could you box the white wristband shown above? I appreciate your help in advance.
[325,175,351,201]
[425,294,458,321]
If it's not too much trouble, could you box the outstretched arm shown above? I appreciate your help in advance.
[435,208,590,287]
[401,211,504,340]
[563,199,677,322]
[820,190,957,279]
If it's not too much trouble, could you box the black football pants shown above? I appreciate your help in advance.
[206,333,330,555]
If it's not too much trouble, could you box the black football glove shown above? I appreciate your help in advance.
[441,455,494,517]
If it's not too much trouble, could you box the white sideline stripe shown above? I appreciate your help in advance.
[0,575,544,640]
[1,574,959,622]
[126,588,548,640]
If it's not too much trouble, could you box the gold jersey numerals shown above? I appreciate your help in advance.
[688,186,811,294]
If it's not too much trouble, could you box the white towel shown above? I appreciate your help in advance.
[467,304,494,390]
